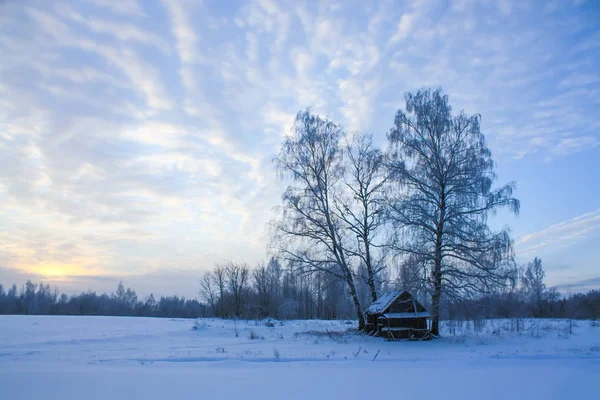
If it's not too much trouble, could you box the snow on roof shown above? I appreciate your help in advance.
[376,327,429,331]
[365,290,406,315]
[381,312,430,319]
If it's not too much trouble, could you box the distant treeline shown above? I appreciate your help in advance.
[198,258,600,322]
[447,290,600,321]
[1,261,598,321]
[0,281,206,319]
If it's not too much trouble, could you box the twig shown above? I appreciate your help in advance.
[353,346,362,357]
[372,350,380,361]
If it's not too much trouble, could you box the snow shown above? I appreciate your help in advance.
[365,289,406,314]
[382,312,430,318]
[0,316,598,399]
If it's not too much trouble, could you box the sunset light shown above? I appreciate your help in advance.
[0,0,598,397]
[24,262,104,280]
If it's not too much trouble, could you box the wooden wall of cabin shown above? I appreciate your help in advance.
[365,314,379,331]
[383,317,427,329]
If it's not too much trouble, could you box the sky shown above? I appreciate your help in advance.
[0,0,599,299]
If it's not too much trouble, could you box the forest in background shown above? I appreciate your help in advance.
[1,257,598,321]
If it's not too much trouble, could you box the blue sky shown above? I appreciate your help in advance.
[0,0,599,298]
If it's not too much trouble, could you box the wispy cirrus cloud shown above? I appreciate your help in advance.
[554,277,600,293]
[516,209,600,255]
[23,7,173,112]
[1,0,599,294]
[83,0,146,18]
[551,136,599,156]
[56,4,171,54]
[389,13,416,45]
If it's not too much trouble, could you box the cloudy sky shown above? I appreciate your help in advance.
[0,0,599,298]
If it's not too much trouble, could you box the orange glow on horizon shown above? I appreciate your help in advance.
[22,262,106,279]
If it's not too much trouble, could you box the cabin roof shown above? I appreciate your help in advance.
[381,312,430,319]
[364,290,407,315]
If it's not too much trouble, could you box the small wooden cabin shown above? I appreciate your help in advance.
[364,290,430,339]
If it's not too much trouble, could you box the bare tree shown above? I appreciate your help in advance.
[200,271,216,316]
[272,110,365,329]
[521,257,546,317]
[225,262,250,318]
[387,88,519,335]
[337,133,390,302]
[213,265,226,317]
[266,257,283,316]
[253,263,270,318]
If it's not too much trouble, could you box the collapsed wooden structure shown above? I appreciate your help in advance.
[364,290,431,340]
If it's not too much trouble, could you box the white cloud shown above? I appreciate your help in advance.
[84,17,171,54]
[2,0,600,292]
[96,46,174,111]
[161,0,198,64]
[552,136,599,155]
[261,104,296,142]
[291,47,313,76]
[497,0,512,15]
[257,0,278,15]
[367,0,393,38]
[25,7,173,112]
[246,32,259,62]
[389,13,415,45]
[559,73,600,87]
[337,78,380,132]
[38,64,119,84]
[84,0,146,17]
[517,209,600,254]
[25,6,71,39]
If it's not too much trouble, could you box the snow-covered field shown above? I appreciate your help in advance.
[0,316,598,399]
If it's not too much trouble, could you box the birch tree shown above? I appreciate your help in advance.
[338,133,389,302]
[253,263,270,318]
[199,271,216,315]
[521,257,546,316]
[225,262,250,318]
[272,109,365,330]
[213,265,226,317]
[387,88,519,335]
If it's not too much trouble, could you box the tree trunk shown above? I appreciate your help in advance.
[326,211,365,330]
[368,276,377,303]
[346,275,365,330]
[431,187,446,336]
[219,291,224,318]
[362,200,378,303]
[363,234,378,303]
[431,225,443,335]
[431,268,442,336]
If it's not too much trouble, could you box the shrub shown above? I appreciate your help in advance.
[192,320,208,331]
[263,318,276,327]
[248,330,264,340]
